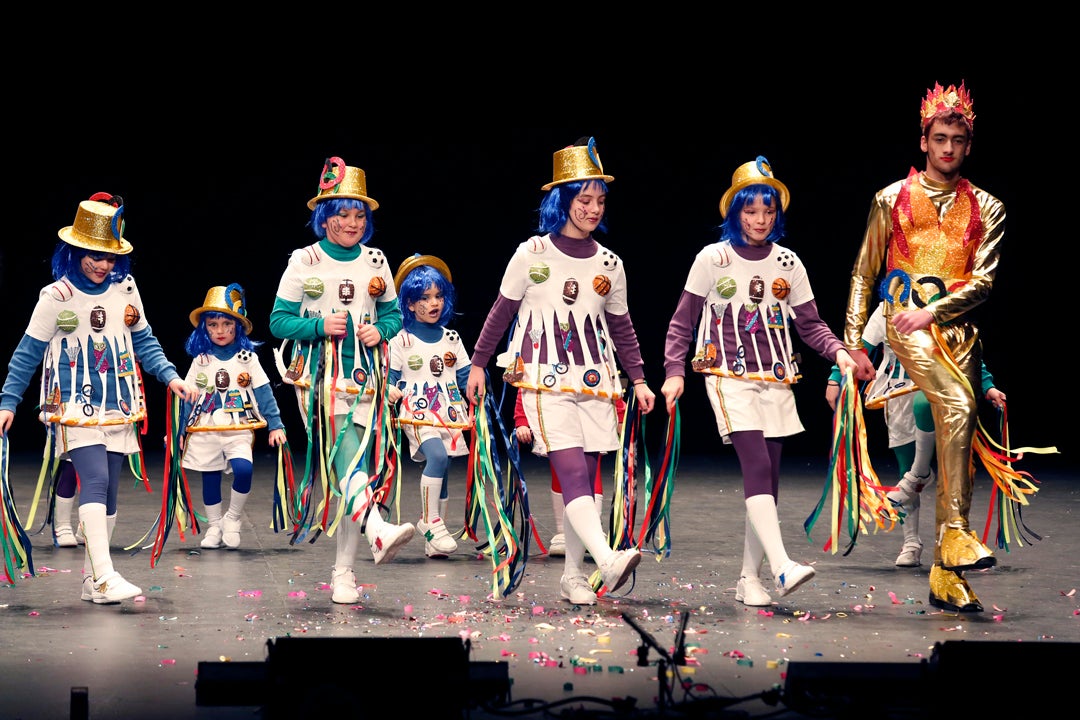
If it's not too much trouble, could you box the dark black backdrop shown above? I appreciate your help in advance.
[0,70,1069,478]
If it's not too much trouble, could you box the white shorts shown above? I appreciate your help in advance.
[520,389,619,455]
[881,392,916,448]
[182,430,254,472]
[59,413,141,455]
[401,423,469,462]
[704,375,804,443]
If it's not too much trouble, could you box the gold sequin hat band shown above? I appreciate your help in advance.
[541,137,614,191]
[719,156,790,218]
[57,198,133,255]
[307,156,379,211]
[189,283,253,335]
[394,253,452,293]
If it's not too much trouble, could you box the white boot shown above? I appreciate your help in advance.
[564,496,639,594]
[53,494,78,548]
[895,490,923,567]
[362,487,414,565]
[745,494,815,598]
[221,489,248,549]
[79,502,140,604]
[735,515,772,606]
[201,503,223,549]
[559,518,596,605]
[330,566,360,605]
[416,474,456,558]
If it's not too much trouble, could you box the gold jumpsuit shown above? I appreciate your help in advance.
[845,169,1004,604]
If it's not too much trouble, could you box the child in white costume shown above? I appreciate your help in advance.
[661,158,872,607]
[387,255,472,558]
[181,284,286,550]
[0,194,198,603]
[270,158,413,605]
[466,137,655,605]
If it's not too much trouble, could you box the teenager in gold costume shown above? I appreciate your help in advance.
[843,81,1003,612]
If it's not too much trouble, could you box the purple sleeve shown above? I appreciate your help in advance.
[470,294,522,367]
[663,290,705,378]
[604,311,646,383]
[791,299,844,361]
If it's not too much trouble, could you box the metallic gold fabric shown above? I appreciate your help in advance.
[845,170,1006,568]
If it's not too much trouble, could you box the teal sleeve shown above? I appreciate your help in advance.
[269,296,323,342]
[373,299,403,343]
[979,361,995,396]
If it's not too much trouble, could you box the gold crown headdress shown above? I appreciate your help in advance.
[920,81,975,130]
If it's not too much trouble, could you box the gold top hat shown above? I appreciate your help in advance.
[719,156,790,218]
[394,253,452,293]
[540,137,614,191]
[189,283,253,335]
[307,156,379,211]
[57,199,133,255]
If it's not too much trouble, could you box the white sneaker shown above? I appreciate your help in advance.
[331,568,359,604]
[416,518,457,558]
[221,517,242,549]
[547,533,566,557]
[54,525,78,548]
[560,575,598,605]
[75,525,85,545]
[774,561,815,598]
[895,542,923,568]
[80,577,98,602]
[86,571,141,604]
[887,469,934,508]
[200,525,223,549]
[599,548,641,593]
[368,521,415,565]
[735,576,773,606]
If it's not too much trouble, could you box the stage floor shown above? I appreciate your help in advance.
[1,450,1075,719]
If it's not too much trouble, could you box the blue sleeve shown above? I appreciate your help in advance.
[131,327,181,386]
[388,368,402,387]
[253,382,285,431]
[0,334,48,413]
[456,362,471,390]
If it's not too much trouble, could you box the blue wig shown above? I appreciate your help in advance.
[537,179,610,235]
[308,197,375,244]
[398,264,457,333]
[184,311,261,357]
[719,186,786,246]
[51,242,131,284]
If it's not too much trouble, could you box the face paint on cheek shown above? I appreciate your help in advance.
[328,217,342,234]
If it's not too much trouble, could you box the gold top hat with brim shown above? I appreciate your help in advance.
[394,254,452,293]
[57,199,133,255]
[540,137,615,191]
[189,284,253,335]
[719,156,790,218]
[307,156,379,210]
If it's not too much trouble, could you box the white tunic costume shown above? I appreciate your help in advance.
[273,243,397,424]
[31,274,148,453]
[389,327,471,462]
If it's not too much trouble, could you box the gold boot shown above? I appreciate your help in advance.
[928,564,983,613]
[939,527,996,572]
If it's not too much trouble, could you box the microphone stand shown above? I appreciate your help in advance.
[621,611,680,715]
